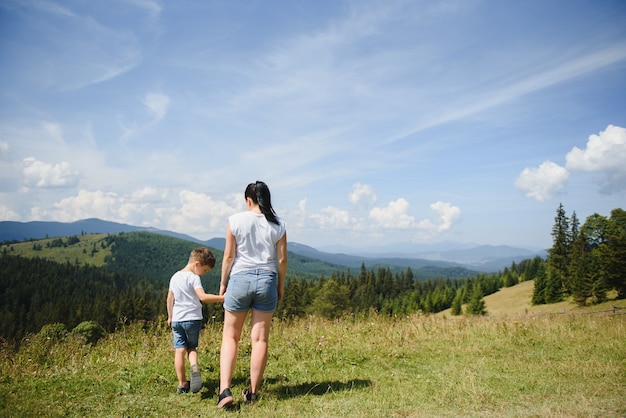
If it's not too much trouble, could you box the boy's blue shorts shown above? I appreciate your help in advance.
[224,269,278,313]
[171,320,202,349]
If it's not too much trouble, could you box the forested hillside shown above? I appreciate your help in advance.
[0,255,162,343]
[2,205,623,347]
[0,232,223,344]
[1,232,543,345]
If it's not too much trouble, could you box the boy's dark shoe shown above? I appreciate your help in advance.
[190,364,202,393]
[176,382,190,394]
[242,387,258,404]
[217,388,234,409]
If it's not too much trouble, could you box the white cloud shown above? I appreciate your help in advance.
[123,0,162,18]
[417,201,461,236]
[35,188,243,239]
[42,122,64,143]
[166,190,241,234]
[515,160,570,202]
[298,198,307,213]
[431,201,461,232]
[50,190,120,221]
[311,206,353,230]
[142,93,170,120]
[348,182,377,210]
[22,157,80,188]
[0,204,20,220]
[369,198,415,228]
[0,141,9,161]
[565,124,626,194]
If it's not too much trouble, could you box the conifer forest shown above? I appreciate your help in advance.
[0,206,624,346]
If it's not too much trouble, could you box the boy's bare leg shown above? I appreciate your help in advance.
[249,310,273,394]
[174,348,188,386]
[187,348,198,366]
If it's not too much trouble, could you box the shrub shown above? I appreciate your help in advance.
[71,321,106,345]
[38,323,68,343]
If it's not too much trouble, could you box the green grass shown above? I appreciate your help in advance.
[2,306,624,417]
[2,234,111,267]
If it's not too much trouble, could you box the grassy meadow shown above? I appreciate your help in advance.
[3,234,111,267]
[1,282,625,417]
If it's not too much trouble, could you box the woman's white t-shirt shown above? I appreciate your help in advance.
[229,211,286,275]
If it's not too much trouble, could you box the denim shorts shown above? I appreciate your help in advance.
[171,320,202,349]
[224,269,278,313]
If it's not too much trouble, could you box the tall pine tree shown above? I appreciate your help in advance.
[602,208,626,298]
[547,203,570,293]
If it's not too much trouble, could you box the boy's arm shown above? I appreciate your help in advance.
[166,291,174,326]
[195,288,225,303]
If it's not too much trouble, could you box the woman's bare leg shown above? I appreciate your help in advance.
[249,310,274,393]
[219,310,247,391]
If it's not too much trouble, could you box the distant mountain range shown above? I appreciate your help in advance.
[0,218,546,272]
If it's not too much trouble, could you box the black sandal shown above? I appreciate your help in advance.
[217,388,234,408]
[242,387,258,404]
[176,381,190,394]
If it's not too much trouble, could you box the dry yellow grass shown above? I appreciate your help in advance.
[439,280,626,318]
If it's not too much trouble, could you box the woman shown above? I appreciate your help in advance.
[217,181,287,408]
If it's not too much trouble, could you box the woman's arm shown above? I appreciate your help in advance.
[276,232,287,301]
[220,223,236,296]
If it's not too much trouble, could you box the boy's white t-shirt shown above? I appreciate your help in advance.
[168,271,203,322]
[229,211,286,275]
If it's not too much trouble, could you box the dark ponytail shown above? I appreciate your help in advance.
[245,181,280,225]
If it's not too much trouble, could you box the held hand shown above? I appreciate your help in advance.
[219,284,227,296]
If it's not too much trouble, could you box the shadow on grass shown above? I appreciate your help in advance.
[200,380,220,400]
[199,377,372,412]
[271,379,372,399]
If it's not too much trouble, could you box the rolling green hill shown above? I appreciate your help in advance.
[1,219,486,279]
[0,231,556,347]
[1,231,343,283]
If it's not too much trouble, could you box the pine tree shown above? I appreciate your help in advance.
[602,208,626,298]
[451,289,463,315]
[466,281,486,315]
[569,231,593,306]
[544,266,563,304]
[531,262,547,305]
[548,203,570,293]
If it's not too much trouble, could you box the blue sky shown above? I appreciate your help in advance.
[1,0,625,251]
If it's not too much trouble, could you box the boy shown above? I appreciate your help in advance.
[167,247,224,394]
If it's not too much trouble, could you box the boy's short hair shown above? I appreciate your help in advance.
[190,247,216,269]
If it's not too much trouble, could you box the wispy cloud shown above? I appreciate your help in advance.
[385,43,626,143]
[142,93,170,121]
[6,0,144,91]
